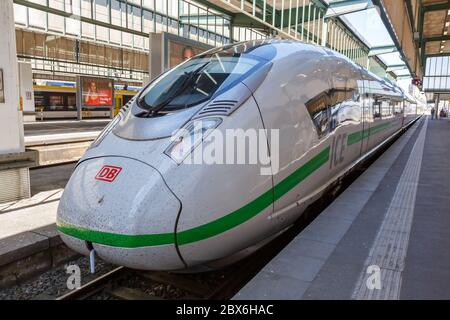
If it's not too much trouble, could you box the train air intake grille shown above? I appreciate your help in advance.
[197,100,238,116]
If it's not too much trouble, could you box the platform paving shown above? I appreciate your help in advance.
[0,164,76,287]
[24,120,109,137]
[235,116,450,300]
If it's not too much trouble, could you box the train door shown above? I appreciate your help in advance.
[402,101,406,127]
[360,92,376,155]
[357,70,373,156]
[363,74,391,151]
[123,94,133,105]
[352,70,366,161]
[392,99,404,132]
[114,95,123,117]
[366,94,385,150]
[328,63,364,174]
[253,50,336,229]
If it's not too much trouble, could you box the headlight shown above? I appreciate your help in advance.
[165,117,222,164]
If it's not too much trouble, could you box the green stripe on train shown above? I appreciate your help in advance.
[347,121,393,146]
[57,222,174,247]
[57,146,330,248]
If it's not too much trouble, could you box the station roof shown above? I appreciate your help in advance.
[323,0,450,82]
[420,0,450,56]
[339,7,411,78]
[419,1,450,93]
[196,1,414,78]
[371,0,450,82]
[197,0,450,84]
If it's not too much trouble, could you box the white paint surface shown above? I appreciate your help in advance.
[0,0,24,153]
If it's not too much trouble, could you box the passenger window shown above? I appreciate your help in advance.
[329,86,360,132]
[394,101,403,115]
[381,100,391,118]
[404,101,410,114]
[305,91,331,139]
[373,96,382,119]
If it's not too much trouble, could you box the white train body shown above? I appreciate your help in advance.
[57,40,421,270]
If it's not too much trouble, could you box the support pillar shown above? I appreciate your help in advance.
[18,62,36,123]
[321,20,328,47]
[0,0,36,203]
[435,94,440,120]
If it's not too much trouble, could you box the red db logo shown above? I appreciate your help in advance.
[95,165,122,183]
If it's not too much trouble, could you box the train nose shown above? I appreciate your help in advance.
[57,157,185,270]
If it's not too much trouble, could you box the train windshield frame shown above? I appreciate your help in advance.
[137,51,267,115]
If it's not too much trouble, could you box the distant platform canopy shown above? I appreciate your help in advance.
[423,56,450,93]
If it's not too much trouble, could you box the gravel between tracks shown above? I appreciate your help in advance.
[0,256,115,300]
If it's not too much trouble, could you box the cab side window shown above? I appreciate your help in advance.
[305,91,331,139]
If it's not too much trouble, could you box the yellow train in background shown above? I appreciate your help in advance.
[33,81,141,119]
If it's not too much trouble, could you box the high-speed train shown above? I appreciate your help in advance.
[57,39,422,271]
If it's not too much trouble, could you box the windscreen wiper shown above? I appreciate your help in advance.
[143,62,209,118]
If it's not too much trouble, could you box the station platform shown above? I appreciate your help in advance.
[0,164,76,287]
[24,120,107,146]
[23,120,107,166]
[235,116,450,300]
[24,120,109,138]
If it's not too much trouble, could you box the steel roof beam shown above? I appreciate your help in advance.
[426,53,450,58]
[371,0,415,77]
[203,0,327,34]
[422,2,450,13]
[424,35,450,42]
[386,64,407,72]
[179,15,231,26]
[324,0,372,18]
[190,0,237,16]
[368,45,397,56]
[396,75,413,80]
[417,2,450,71]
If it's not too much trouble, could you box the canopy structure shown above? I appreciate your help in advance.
[195,0,420,80]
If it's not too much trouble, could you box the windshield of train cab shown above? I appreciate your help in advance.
[137,51,266,116]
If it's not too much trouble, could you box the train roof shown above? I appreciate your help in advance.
[215,39,406,100]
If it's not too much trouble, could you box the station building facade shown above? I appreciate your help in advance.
[13,0,266,85]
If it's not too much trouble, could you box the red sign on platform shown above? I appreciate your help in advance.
[81,77,114,107]
[95,165,122,183]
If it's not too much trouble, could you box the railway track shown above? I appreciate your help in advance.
[57,267,127,300]
[56,243,282,300]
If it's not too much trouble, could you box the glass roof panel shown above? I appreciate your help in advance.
[377,52,405,66]
[341,8,394,48]
[323,1,411,78]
